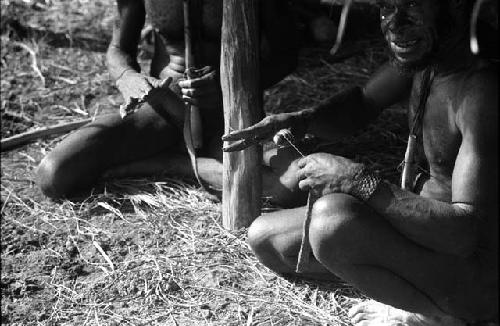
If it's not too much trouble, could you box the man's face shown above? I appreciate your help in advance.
[377,0,441,70]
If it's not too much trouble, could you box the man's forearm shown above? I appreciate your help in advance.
[106,44,141,81]
[303,86,381,141]
[366,181,478,257]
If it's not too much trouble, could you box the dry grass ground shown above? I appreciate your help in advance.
[1,1,408,325]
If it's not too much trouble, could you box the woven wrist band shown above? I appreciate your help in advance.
[350,167,382,202]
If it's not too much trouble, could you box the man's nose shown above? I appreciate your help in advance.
[386,9,412,33]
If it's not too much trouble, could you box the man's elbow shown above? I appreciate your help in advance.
[447,205,479,257]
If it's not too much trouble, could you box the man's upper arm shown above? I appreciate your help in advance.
[452,71,498,207]
[362,63,413,112]
[109,0,146,55]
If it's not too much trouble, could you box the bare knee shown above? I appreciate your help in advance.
[308,193,366,266]
[36,155,69,199]
[247,216,275,259]
[247,216,294,273]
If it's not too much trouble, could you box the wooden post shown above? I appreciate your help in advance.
[220,0,262,230]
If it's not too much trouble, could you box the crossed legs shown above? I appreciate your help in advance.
[247,193,496,323]
[35,96,308,207]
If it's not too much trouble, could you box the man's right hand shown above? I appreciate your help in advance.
[116,70,172,118]
[116,69,169,102]
[222,110,310,152]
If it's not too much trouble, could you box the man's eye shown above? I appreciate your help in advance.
[408,1,418,8]
[376,1,394,11]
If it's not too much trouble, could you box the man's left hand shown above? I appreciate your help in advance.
[297,153,364,196]
[178,66,222,110]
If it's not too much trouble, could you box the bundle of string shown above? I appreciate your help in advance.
[274,129,317,273]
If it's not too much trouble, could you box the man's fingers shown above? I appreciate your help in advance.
[158,77,173,89]
[296,167,308,182]
[196,66,213,75]
[179,77,212,89]
[222,126,261,142]
[222,118,274,141]
[298,179,311,191]
[222,139,257,152]
[146,76,172,89]
[182,88,195,97]
[297,156,309,168]
[178,79,192,88]
[223,129,267,151]
[181,86,217,97]
[182,96,199,107]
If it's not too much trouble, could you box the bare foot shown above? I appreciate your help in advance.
[348,300,467,326]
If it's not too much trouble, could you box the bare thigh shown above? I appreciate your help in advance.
[309,193,496,320]
[37,100,183,197]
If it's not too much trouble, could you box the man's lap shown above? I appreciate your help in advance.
[311,193,495,320]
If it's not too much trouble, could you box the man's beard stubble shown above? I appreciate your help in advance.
[389,53,435,76]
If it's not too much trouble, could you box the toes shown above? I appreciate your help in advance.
[350,312,370,324]
[348,301,368,318]
[348,300,382,317]
[349,301,380,325]
[355,321,372,326]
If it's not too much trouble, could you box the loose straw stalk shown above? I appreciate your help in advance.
[1,118,92,152]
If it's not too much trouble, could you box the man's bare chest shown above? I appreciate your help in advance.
[408,79,462,176]
[144,0,222,41]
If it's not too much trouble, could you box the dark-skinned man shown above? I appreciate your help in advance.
[223,0,498,325]
[36,0,304,206]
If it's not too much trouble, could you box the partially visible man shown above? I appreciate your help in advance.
[223,0,498,325]
[35,0,304,205]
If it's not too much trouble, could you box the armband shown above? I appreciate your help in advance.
[350,167,382,202]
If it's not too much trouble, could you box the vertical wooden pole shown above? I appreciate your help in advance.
[220,0,262,230]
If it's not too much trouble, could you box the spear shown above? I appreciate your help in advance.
[183,0,205,186]
[183,0,203,150]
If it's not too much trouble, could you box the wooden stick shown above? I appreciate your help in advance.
[401,134,417,190]
[295,191,317,273]
[221,0,262,230]
[1,118,92,152]
[329,0,353,56]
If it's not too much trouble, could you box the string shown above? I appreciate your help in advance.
[277,129,315,273]
[280,130,307,158]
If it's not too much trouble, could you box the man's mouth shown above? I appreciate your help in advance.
[389,38,421,53]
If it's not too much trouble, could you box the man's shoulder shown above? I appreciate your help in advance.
[455,61,498,133]
[459,61,498,97]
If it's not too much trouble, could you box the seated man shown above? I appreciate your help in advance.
[36,0,304,206]
[223,0,498,325]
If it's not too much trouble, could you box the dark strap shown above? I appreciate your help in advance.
[401,67,435,191]
[410,66,435,137]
